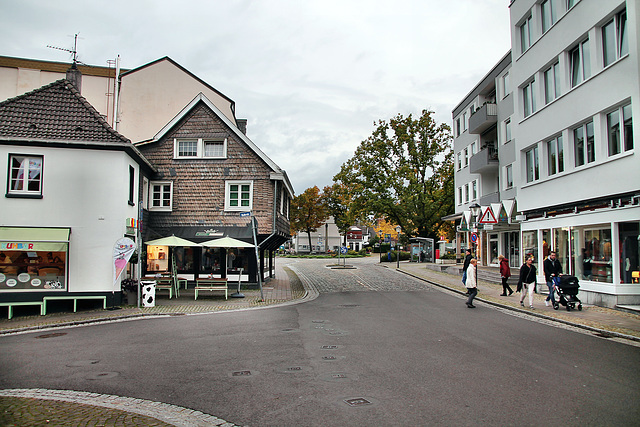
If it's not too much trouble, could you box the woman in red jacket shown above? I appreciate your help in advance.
[498,255,513,296]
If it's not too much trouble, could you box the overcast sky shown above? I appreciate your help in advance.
[1,0,511,194]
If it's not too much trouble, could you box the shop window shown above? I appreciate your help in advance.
[619,222,639,284]
[7,154,43,198]
[554,228,570,276]
[0,227,70,292]
[522,230,538,266]
[580,227,613,283]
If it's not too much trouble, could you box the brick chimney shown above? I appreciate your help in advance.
[66,62,82,93]
[237,119,247,135]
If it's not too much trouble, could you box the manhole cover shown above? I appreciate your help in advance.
[345,398,372,407]
[66,360,100,367]
[86,372,119,380]
[287,366,303,371]
[36,332,67,339]
[232,370,252,377]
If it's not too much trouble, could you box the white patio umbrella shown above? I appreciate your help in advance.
[146,235,202,247]
[200,236,254,297]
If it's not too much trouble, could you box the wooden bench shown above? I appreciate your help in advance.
[142,276,176,298]
[0,301,45,319]
[42,296,107,315]
[195,278,228,300]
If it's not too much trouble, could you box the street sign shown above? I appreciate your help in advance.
[340,247,348,254]
[479,206,498,224]
[240,212,251,217]
[470,232,478,243]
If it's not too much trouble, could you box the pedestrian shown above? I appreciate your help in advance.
[461,248,473,294]
[465,258,478,308]
[518,256,537,309]
[543,250,562,307]
[498,255,513,296]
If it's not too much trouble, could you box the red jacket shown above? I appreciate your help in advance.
[499,258,511,278]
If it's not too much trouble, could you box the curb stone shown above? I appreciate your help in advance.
[0,388,240,427]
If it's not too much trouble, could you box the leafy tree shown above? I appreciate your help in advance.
[322,182,361,245]
[333,109,454,239]
[290,186,329,251]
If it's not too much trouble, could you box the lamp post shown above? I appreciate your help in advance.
[395,225,402,268]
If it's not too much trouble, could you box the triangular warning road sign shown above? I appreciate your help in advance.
[479,206,498,224]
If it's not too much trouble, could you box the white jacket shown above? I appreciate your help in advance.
[465,264,477,288]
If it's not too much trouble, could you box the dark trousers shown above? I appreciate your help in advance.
[501,277,513,294]
[467,287,477,305]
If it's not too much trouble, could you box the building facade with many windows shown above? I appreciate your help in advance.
[452,0,639,307]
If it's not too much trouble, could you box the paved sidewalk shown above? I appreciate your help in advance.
[397,261,640,341]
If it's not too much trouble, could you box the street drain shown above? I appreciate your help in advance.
[232,370,252,377]
[321,345,339,349]
[287,367,303,371]
[312,320,326,323]
[281,328,297,332]
[339,304,359,308]
[322,355,337,360]
[332,373,347,379]
[36,332,67,339]
[344,398,372,407]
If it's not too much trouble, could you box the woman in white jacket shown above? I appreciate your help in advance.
[466,258,478,308]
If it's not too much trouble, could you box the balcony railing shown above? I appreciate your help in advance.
[470,143,499,174]
[469,102,497,134]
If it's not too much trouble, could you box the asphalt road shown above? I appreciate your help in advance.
[1,257,638,426]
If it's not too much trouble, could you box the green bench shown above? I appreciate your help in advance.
[42,296,107,315]
[0,301,45,319]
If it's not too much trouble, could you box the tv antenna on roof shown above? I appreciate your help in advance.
[47,33,85,65]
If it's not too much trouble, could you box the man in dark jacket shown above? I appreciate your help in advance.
[543,251,562,307]
[462,249,473,293]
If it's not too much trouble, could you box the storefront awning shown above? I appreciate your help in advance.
[0,227,70,242]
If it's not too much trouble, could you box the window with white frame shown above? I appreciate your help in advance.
[502,73,510,98]
[547,135,564,176]
[458,187,463,205]
[607,103,633,156]
[464,183,469,203]
[573,121,594,167]
[472,180,477,200]
[544,62,560,104]
[525,145,540,183]
[541,0,557,33]
[505,164,513,189]
[567,0,577,10]
[570,39,590,87]
[7,154,43,197]
[456,118,461,136]
[464,147,469,167]
[523,79,536,118]
[603,10,628,67]
[225,180,253,211]
[457,152,462,170]
[519,15,532,53]
[150,181,172,211]
[504,119,512,144]
[462,112,468,132]
[174,138,227,159]
[470,141,477,156]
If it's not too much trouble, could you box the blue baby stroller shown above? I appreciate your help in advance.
[552,275,582,311]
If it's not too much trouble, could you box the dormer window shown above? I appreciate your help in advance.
[174,138,227,159]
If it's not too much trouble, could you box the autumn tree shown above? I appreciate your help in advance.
[322,182,362,245]
[333,109,454,239]
[289,186,329,251]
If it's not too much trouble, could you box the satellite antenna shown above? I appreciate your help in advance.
[47,33,84,65]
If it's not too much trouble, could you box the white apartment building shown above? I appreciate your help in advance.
[452,0,639,308]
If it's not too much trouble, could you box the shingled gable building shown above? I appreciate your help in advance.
[136,93,293,283]
[0,77,155,306]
